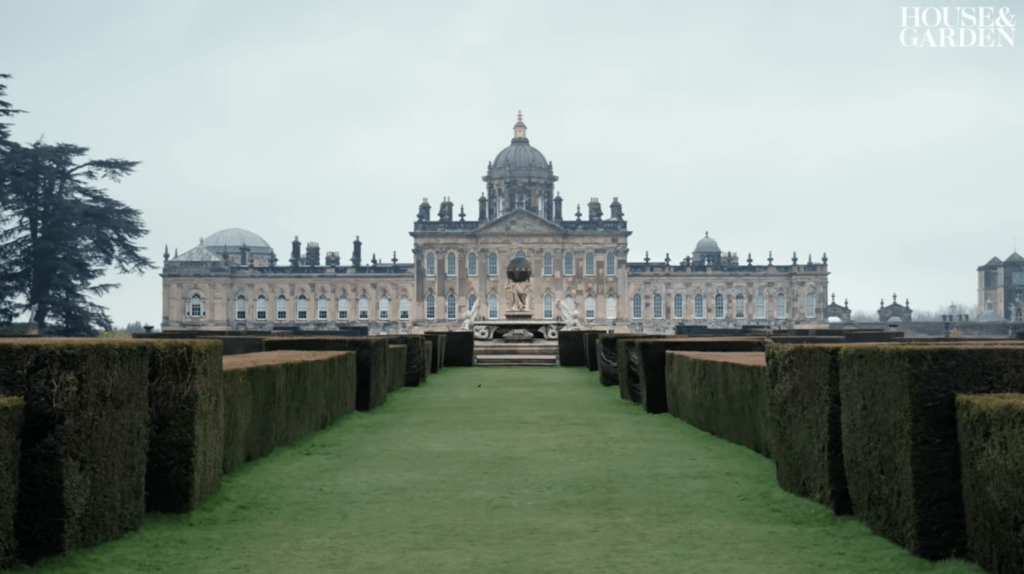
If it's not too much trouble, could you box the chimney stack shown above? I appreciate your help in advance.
[554,193,563,221]
[351,236,362,267]
[609,197,623,220]
[588,197,603,221]
[290,236,301,267]
[305,242,320,266]
[418,198,431,222]
[325,251,341,266]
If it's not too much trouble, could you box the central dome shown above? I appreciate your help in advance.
[492,140,550,173]
[694,232,721,254]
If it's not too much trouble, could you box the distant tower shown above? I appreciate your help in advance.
[481,112,559,221]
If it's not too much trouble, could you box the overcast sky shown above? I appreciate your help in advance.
[2,0,1022,328]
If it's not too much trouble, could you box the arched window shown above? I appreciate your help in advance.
[446,252,456,276]
[190,294,203,317]
[317,295,327,320]
[756,294,765,319]
[446,294,456,320]
[488,253,497,276]
[736,294,745,318]
[694,294,704,319]
[426,294,435,319]
[515,250,526,259]
[606,294,617,319]
[236,295,246,320]
[277,295,287,320]
[544,293,553,319]
[776,294,786,318]
[714,294,724,318]
[564,252,574,276]
[673,294,683,319]
[585,253,595,276]
[338,295,348,320]
[488,293,498,319]
[805,293,816,318]
[564,293,574,312]
[632,294,642,319]
[358,295,368,320]
[256,295,266,320]
[468,294,477,314]
[426,253,435,276]
[378,294,389,320]
[653,294,663,319]
[399,296,409,320]
[606,252,615,276]
[297,295,307,320]
[586,294,595,319]
[543,253,553,276]
[467,253,477,276]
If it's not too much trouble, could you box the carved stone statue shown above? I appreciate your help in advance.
[559,298,581,331]
[506,277,531,311]
[458,299,480,331]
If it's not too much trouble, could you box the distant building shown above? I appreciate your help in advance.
[160,114,830,334]
[977,252,1024,321]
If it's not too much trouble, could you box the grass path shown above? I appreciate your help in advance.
[30,367,983,573]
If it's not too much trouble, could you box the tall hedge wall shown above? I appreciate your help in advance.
[838,345,1024,560]
[221,351,356,475]
[145,340,224,514]
[422,333,446,374]
[634,338,765,414]
[438,331,473,367]
[0,396,23,569]
[596,334,643,387]
[665,351,772,457]
[384,335,426,386]
[617,338,643,402]
[764,345,851,515]
[387,345,408,393]
[423,340,433,382]
[583,332,600,372]
[264,338,388,411]
[557,330,589,367]
[0,340,150,563]
[956,393,1024,574]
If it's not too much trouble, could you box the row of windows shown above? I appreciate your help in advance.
[425,251,616,277]
[218,294,411,322]
[622,293,816,320]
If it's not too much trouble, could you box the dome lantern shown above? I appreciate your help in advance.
[513,110,527,140]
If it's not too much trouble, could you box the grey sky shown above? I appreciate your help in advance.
[2,0,1021,327]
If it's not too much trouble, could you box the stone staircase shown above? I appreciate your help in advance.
[474,340,559,367]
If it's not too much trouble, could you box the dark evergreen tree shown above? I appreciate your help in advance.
[0,75,154,335]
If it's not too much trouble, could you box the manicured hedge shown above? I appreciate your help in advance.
[264,337,389,411]
[665,351,772,457]
[439,331,474,367]
[221,351,356,475]
[423,340,433,382]
[617,338,643,402]
[422,333,446,374]
[838,345,1024,560]
[583,332,601,372]
[145,340,224,514]
[558,330,588,367]
[0,396,23,569]
[634,338,766,414]
[0,339,150,563]
[384,335,426,386]
[765,345,851,515]
[596,334,640,387]
[387,345,408,392]
[956,393,1024,574]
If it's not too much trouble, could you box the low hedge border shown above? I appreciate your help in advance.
[956,393,1024,574]
[665,351,772,458]
[264,337,389,411]
[765,344,851,515]
[838,345,1024,560]
[221,351,356,475]
[0,339,150,563]
[0,396,23,569]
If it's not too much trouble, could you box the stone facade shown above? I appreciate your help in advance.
[977,252,1024,321]
[160,116,829,334]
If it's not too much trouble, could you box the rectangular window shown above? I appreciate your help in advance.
[446,296,456,320]
[694,295,704,319]
[257,298,266,320]
[358,297,368,320]
[735,295,745,318]
[653,295,662,319]
[714,295,724,319]
[236,298,245,320]
[543,253,552,276]
[426,296,435,320]
[297,298,307,320]
[585,253,594,276]
[379,299,389,320]
[488,253,497,276]
[446,253,456,276]
[277,298,286,320]
[606,253,615,276]
[632,295,642,319]
[585,296,595,320]
[805,293,816,318]
[564,253,573,276]
[399,297,409,320]
[426,254,435,276]
[776,295,786,318]
[756,295,765,319]
[488,294,497,319]
[606,294,616,319]
[338,297,348,320]
[673,295,683,319]
[317,298,327,320]
[544,295,552,319]
[468,253,477,276]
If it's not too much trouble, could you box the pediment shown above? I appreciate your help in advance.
[472,209,566,237]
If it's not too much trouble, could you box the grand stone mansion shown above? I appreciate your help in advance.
[160,115,830,334]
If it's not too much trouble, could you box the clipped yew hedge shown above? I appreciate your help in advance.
[145,340,224,514]
[764,344,851,515]
[583,332,601,372]
[0,339,150,563]
[384,335,426,386]
[0,397,23,569]
[264,337,389,411]
[838,345,1024,560]
[423,340,433,382]
[596,334,642,387]
[387,345,408,392]
[956,393,1024,574]
[221,351,356,475]
[422,333,446,374]
[665,351,772,457]
[617,338,643,402]
[439,331,474,367]
[557,330,588,367]
[634,337,765,414]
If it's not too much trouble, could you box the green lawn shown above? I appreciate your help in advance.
[26,367,983,573]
